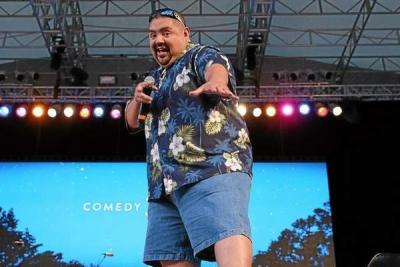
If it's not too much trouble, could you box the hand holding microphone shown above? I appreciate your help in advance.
[134,75,158,123]
[134,75,157,104]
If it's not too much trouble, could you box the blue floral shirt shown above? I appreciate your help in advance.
[143,44,253,200]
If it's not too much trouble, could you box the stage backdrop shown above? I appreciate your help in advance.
[0,162,335,266]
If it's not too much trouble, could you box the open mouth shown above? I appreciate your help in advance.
[155,46,169,58]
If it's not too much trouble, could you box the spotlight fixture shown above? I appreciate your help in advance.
[321,71,334,80]
[252,107,262,118]
[93,105,105,118]
[130,72,139,81]
[265,104,277,117]
[32,104,45,118]
[236,104,247,117]
[15,105,28,118]
[63,105,75,118]
[110,104,122,119]
[298,103,311,115]
[289,72,299,81]
[30,72,40,81]
[15,72,25,82]
[0,71,6,81]
[98,75,117,86]
[79,105,91,119]
[315,103,329,117]
[331,103,343,117]
[272,71,285,81]
[70,67,88,86]
[281,103,294,117]
[0,105,11,118]
[306,72,316,82]
[48,104,61,118]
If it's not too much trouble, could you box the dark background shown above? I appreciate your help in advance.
[1,101,399,267]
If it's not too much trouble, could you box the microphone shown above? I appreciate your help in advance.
[138,75,156,124]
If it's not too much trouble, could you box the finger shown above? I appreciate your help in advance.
[189,86,205,97]
[140,93,153,104]
[137,81,158,91]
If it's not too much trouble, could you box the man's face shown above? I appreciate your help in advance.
[149,17,190,68]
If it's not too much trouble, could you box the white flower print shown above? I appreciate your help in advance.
[209,110,224,123]
[158,119,166,136]
[223,152,243,172]
[239,128,249,143]
[158,108,170,136]
[169,135,185,156]
[144,114,153,139]
[173,66,191,91]
[150,143,160,163]
[163,176,177,194]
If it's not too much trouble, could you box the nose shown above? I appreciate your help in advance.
[153,34,165,45]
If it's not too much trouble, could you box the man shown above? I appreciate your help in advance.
[125,8,253,267]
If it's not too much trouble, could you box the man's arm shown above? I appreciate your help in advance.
[125,81,157,129]
[189,64,239,100]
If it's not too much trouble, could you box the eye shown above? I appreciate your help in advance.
[163,31,171,37]
[149,32,156,39]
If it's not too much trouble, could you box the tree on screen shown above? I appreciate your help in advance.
[253,202,335,267]
[0,207,84,267]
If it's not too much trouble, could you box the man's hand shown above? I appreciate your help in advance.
[189,81,239,101]
[134,81,158,104]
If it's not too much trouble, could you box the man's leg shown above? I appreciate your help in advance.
[161,260,198,267]
[215,235,252,267]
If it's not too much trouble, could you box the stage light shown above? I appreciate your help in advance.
[0,105,11,117]
[307,72,316,81]
[15,72,25,82]
[32,105,45,118]
[47,104,61,118]
[299,103,311,115]
[237,104,247,117]
[79,105,91,119]
[0,71,6,81]
[94,105,105,118]
[63,105,75,118]
[110,104,122,119]
[321,71,334,80]
[15,105,28,118]
[331,104,343,117]
[30,72,40,81]
[70,67,88,86]
[48,108,57,118]
[130,72,139,81]
[281,103,294,116]
[252,107,262,117]
[289,72,299,81]
[265,105,277,117]
[98,75,117,85]
[316,103,329,117]
[272,71,285,81]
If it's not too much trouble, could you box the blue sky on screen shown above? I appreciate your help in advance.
[0,162,330,267]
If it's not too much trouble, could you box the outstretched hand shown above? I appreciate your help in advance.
[189,81,240,101]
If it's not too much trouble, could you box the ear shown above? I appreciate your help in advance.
[184,27,190,39]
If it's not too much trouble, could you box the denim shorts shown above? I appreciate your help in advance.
[143,172,252,266]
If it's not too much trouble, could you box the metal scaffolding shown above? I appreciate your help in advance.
[1,83,400,103]
[1,0,400,103]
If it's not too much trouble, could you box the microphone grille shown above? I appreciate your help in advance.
[144,75,155,84]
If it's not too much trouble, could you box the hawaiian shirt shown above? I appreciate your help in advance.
[143,44,253,200]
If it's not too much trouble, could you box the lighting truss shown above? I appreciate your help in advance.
[1,84,400,103]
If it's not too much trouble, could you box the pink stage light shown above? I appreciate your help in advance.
[281,103,294,116]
